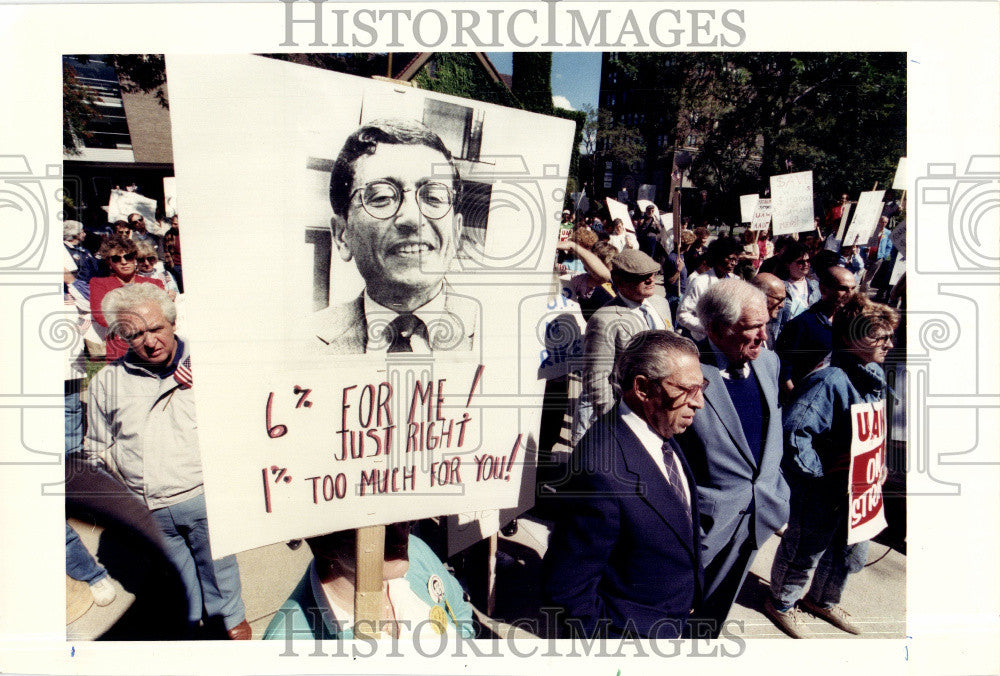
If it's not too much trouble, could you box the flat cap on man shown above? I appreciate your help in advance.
[613,249,660,276]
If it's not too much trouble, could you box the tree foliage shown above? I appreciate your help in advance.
[63,64,99,155]
[591,53,905,219]
[413,53,520,108]
[511,53,553,115]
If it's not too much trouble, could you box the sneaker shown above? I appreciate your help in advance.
[763,596,813,639]
[89,577,116,607]
[800,598,861,634]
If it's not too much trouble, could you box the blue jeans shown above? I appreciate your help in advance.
[769,481,869,611]
[66,523,108,585]
[151,493,245,630]
[65,380,84,454]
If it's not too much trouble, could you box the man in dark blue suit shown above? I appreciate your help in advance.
[543,331,705,639]
[677,278,790,637]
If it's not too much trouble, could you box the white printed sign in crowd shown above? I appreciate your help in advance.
[167,54,574,556]
[750,197,772,232]
[739,193,759,224]
[605,196,635,232]
[843,189,886,246]
[847,400,889,545]
[105,188,158,224]
[769,170,814,235]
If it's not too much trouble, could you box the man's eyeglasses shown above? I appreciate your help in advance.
[660,378,710,404]
[109,253,137,263]
[792,258,810,266]
[352,180,454,220]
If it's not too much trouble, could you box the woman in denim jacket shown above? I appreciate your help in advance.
[764,293,899,638]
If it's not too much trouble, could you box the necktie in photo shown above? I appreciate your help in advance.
[387,314,426,353]
[640,305,658,330]
[661,440,691,523]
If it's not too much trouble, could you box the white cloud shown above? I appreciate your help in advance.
[552,95,574,110]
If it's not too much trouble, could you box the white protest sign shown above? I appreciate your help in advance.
[163,176,177,218]
[769,170,814,235]
[847,399,889,545]
[739,194,759,223]
[892,157,907,191]
[167,54,574,556]
[106,188,157,224]
[833,201,853,247]
[605,197,635,232]
[843,190,886,247]
[636,198,657,216]
[750,197,772,232]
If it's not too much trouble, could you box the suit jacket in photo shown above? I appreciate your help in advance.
[582,294,674,417]
[676,343,790,599]
[310,287,478,354]
[543,409,702,639]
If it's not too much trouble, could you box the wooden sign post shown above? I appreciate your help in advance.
[353,525,385,639]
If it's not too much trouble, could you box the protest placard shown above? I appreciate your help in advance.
[750,197,772,231]
[605,197,634,232]
[637,183,656,202]
[162,176,177,218]
[893,157,907,191]
[843,190,887,246]
[769,170,814,235]
[105,187,157,223]
[740,193,759,223]
[848,399,889,545]
[167,54,575,556]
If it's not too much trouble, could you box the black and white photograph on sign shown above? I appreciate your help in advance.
[3,3,998,669]
[157,53,573,568]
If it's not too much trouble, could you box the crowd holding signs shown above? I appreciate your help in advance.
[65,54,905,645]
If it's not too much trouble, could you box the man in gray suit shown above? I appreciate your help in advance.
[311,119,476,353]
[676,277,790,637]
[581,249,674,427]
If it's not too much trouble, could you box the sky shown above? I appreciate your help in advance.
[485,52,602,112]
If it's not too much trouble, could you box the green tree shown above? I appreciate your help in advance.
[511,53,553,115]
[63,64,99,155]
[678,53,906,213]
[412,53,520,108]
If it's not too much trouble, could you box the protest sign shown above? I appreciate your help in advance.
[162,176,177,218]
[843,190,886,246]
[892,157,907,191]
[105,188,157,224]
[740,193,759,223]
[637,183,656,202]
[167,54,574,556]
[750,197,772,231]
[833,201,854,246]
[605,197,634,232]
[636,198,657,216]
[848,399,889,545]
[769,170,814,235]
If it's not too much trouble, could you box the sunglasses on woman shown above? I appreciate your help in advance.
[109,253,137,263]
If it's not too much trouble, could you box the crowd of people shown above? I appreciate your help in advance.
[543,191,904,638]
[62,120,904,642]
[62,210,257,639]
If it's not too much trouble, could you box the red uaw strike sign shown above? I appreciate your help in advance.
[847,400,889,545]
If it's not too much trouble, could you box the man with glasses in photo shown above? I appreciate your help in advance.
[311,119,476,354]
[545,331,705,639]
[676,278,790,637]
